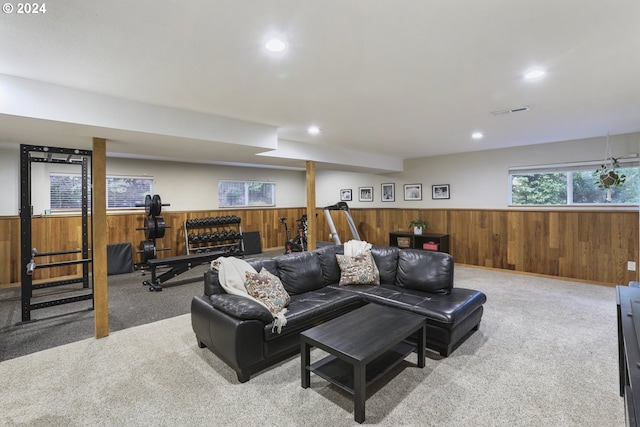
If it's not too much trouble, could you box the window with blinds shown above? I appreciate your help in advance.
[50,173,154,210]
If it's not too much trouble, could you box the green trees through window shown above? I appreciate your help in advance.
[218,180,276,207]
[510,165,639,205]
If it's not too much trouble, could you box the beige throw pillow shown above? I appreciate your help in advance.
[244,268,291,315]
[335,251,380,286]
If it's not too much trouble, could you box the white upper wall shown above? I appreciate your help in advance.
[0,147,305,216]
[1,131,638,216]
[0,148,19,216]
[316,132,640,209]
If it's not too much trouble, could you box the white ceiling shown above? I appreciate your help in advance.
[1,0,639,172]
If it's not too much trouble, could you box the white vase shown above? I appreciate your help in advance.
[414,227,423,235]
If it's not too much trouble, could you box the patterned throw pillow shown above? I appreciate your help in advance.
[335,251,381,286]
[244,268,291,315]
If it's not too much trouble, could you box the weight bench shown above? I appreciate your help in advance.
[143,251,226,292]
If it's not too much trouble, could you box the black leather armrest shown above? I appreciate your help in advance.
[209,294,273,323]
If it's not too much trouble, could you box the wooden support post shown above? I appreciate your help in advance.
[92,137,109,338]
[306,161,317,251]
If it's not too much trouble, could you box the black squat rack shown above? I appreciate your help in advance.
[19,144,93,323]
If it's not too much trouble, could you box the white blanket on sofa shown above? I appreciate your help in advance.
[344,239,372,256]
[211,256,259,299]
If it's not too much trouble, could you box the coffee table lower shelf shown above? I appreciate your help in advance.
[308,340,415,394]
[301,304,426,423]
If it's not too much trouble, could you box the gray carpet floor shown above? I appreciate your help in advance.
[0,249,283,362]
[0,265,625,426]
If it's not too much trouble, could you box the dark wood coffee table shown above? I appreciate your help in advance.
[300,303,426,423]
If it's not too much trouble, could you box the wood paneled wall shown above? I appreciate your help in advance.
[1,208,637,286]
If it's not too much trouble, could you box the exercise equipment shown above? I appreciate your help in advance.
[20,144,93,322]
[140,216,167,240]
[323,202,361,245]
[136,194,171,265]
[183,215,243,256]
[280,215,308,254]
[106,242,133,275]
[143,250,226,291]
[140,215,244,292]
[136,194,170,217]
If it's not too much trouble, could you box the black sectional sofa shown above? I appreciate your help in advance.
[191,244,487,382]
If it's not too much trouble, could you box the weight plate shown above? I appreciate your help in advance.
[151,194,162,217]
[144,216,156,240]
[155,216,166,239]
[139,240,156,263]
[144,194,152,216]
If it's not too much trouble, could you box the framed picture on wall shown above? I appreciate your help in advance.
[340,188,352,201]
[403,184,422,201]
[432,184,450,199]
[359,186,373,202]
[381,183,395,202]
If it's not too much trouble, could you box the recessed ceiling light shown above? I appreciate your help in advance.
[472,132,483,139]
[308,125,320,135]
[524,68,546,80]
[265,38,286,53]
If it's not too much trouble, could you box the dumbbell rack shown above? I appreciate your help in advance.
[184,216,244,257]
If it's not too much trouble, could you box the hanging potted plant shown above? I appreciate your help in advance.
[409,219,428,235]
[594,135,626,202]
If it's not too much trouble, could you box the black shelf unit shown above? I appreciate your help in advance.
[184,216,244,257]
[389,231,450,254]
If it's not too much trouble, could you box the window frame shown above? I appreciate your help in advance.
[50,173,154,211]
[218,180,276,208]
[508,158,639,207]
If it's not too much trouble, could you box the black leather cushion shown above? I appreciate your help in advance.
[370,246,400,285]
[412,288,487,327]
[204,268,222,296]
[247,258,277,276]
[275,251,325,295]
[314,244,344,285]
[396,249,453,294]
[330,284,486,329]
[262,288,363,341]
[209,294,273,323]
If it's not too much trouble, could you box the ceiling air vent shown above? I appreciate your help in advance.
[491,106,531,116]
